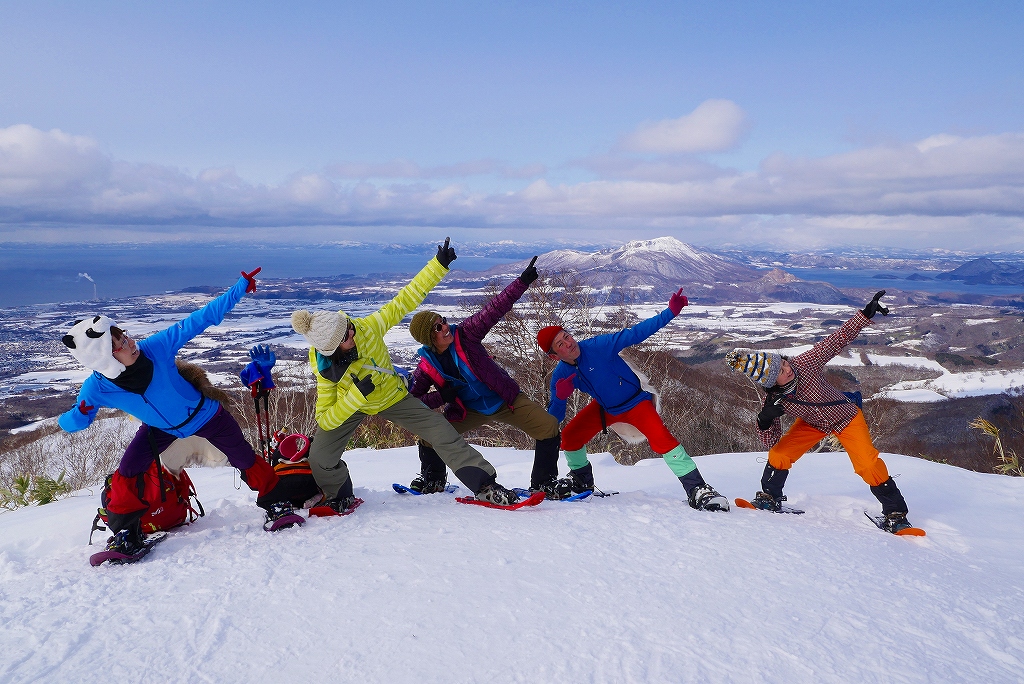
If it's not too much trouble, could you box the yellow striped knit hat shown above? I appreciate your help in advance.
[725,350,783,388]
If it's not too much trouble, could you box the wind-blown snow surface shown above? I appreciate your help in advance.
[2,448,1022,683]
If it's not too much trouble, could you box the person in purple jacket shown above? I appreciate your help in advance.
[406,257,573,498]
[538,288,729,511]
[59,268,302,560]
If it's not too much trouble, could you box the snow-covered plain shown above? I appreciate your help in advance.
[2,447,1022,683]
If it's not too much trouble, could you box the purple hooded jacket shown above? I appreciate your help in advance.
[409,276,528,420]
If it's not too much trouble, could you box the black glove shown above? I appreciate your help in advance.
[757,393,785,431]
[520,256,539,285]
[862,290,889,319]
[350,373,375,398]
[436,237,457,269]
[439,383,459,403]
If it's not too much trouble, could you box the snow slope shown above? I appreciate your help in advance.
[2,448,1022,684]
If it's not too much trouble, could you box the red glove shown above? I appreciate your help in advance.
[78,400,95,415]
[555,373,576,400]
[241,267,262,294]
[668,288,688,315]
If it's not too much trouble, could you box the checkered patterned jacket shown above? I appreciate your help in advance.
[758,311,872,448]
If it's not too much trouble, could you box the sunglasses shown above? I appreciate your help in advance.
[112,331,130,353]
[432,317,448,333]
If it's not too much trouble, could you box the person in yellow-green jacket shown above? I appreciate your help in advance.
[291,238,519,510]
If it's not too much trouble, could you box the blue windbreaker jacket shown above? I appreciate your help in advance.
[58,276,249,437]
[547,308,675,422]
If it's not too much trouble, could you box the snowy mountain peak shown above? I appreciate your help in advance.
[616,236,705,262]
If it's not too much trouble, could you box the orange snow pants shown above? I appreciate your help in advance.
[767,410,889,487]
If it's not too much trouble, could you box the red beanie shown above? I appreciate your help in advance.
[536,325,563,354]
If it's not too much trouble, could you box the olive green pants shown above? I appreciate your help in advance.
[309,394,498,499]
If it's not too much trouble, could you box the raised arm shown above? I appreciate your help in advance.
[459,271,531,342]
[367,256,449,336]
[793,311,871,373]
[145,273,251,357]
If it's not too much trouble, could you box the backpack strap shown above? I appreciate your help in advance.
[88,511,106,545]
[146,428,168,502]
[159,394,206,432]
[784,391,862,409]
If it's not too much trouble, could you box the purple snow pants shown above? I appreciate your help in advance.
[118,406,257,477]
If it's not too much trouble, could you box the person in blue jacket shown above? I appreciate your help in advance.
[59,268,301,558]
[537,288,729,511]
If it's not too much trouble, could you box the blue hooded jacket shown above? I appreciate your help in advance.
[58,276,249,437]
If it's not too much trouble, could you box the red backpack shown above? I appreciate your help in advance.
[89,460,205,544]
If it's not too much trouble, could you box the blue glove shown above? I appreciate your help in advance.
[240,361,275,389]
[249,344,276,369]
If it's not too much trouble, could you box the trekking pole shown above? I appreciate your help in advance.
[250,379,268,461]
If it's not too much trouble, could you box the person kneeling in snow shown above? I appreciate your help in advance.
[292,238,519,508]
[406,257,569,498]
[538,288,730,511]
[59,268,302,559]
[725,290,916,533]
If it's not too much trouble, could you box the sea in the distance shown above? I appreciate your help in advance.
[2,244,1022,308]
[0,244,520,308]
[787,268,1024,298]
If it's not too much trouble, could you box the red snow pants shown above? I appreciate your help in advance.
[561,399,679,454]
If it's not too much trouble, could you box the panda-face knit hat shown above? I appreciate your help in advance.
[291,309,349,355]
[62,315,126,379]
[725,350,783,388]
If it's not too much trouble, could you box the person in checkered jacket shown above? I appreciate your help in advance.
[725,291,916,534]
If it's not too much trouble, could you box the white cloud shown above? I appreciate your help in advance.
[619,99,750,154]
[0,124,110,199]
[3,123,1024,250]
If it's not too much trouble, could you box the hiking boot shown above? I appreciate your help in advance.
[105,528,145,556]
[567,464,595,494]
[533,477,573,501]
[476,483,519,506]
[263,501,304,531]
[752,490,784,512]
[687,484,730,512]
[880,512,914,534]
[409,475,448,494]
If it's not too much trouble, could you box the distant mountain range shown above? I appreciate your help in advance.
[247,238,1021,306]
[456,237,854,305]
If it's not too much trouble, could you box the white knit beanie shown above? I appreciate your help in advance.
[61,315,126,379]
[291,309,349,354]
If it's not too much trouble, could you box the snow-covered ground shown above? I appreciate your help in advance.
[2,447,1022,683]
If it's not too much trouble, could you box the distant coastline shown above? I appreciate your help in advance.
[3,242,1024,308]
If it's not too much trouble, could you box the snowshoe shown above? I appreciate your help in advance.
[687,484,730,512]
[263,501,305,531]
[90,530,167,566]
[735,493,804,515]
[474,483,519,506]
[309,496,364,517]
[393,483,459,495]
[532,477,574,501]
[865,511,925,537]
[408,475,449,494]
[513,487,592,502]
[457,490,545,510]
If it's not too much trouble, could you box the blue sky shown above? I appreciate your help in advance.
[1,1,1022,250]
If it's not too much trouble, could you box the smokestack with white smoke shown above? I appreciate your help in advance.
[78,273,97,300]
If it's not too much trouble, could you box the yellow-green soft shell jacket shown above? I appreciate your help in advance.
[308,257,448,431]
